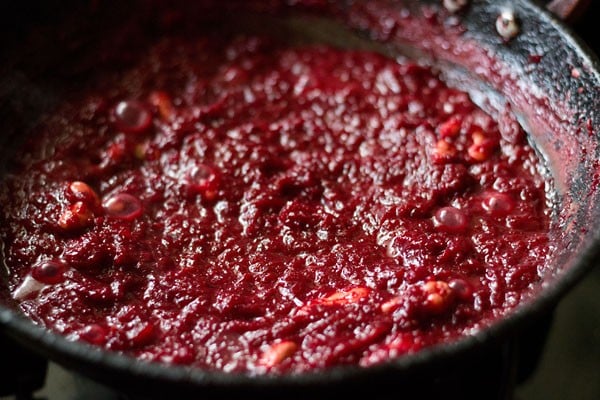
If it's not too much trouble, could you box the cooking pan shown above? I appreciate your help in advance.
[0,0,598,399]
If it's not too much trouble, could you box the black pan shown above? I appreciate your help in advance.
[0,1,598,399]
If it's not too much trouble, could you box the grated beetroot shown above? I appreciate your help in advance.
[0,33,551,374]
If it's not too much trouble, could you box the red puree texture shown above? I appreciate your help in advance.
[0,33,551,373]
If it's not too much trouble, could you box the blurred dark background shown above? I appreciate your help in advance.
[516,267,600,400]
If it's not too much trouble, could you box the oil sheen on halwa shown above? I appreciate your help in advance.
[0,32,552,374]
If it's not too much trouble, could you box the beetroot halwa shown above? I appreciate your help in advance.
[0,31,552,374]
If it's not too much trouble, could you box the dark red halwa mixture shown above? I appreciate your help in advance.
[0,34,551,374]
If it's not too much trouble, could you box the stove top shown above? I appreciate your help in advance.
[1,3,599,400]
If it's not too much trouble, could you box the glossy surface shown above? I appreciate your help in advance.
[0,33,552,374]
